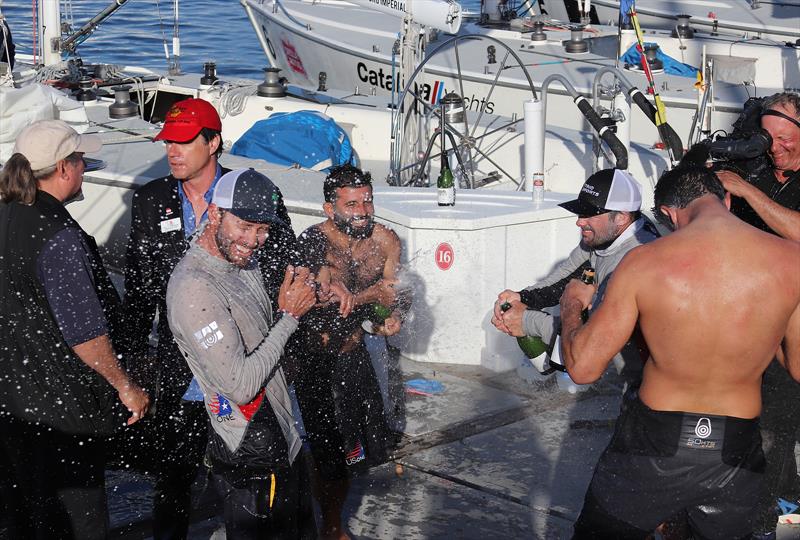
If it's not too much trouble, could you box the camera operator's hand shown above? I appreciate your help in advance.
[716,170,752,198]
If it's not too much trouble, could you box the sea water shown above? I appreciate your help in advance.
[1,0,482,79]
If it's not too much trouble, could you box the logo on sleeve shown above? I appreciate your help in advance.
[209,393,233,422]
[194,321,223,349]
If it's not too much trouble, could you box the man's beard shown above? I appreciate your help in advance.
[333,213,375,239]
[579,224,622,250]
[216,228,257,268]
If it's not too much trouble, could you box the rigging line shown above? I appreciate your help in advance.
[31,0,37,64]
[153,0,171,65]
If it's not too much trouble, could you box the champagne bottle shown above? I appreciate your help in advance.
[437,140,455,207]
[362,303,393,334]
[580,267,595,323]
[500,302,548,359]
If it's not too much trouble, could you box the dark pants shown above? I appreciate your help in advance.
[0,414,108,540]
[110,399,208,539]
[574,393,764,540]
[150,400,208,540]
[212,457,316,540]
[754,360,800,533]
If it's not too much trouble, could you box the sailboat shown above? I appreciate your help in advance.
[591,0,800,42]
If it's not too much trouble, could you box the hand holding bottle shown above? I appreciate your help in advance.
[493,290,521,333]
[493,300,526,337]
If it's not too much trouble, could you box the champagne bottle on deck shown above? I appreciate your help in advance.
[437,143,455,206]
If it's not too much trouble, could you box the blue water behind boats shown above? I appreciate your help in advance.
[2,0,481,79]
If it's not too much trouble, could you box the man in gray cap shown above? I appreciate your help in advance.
[492,168,659,387]
[0,119,149,538]
[166,168,317,537]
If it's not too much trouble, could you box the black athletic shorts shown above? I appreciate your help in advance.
[295,344,391,481]
[573,391,765,540]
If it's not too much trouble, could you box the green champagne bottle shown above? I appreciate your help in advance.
[362,303,393,334]
[580,267,595,323]
[437,143,455,206]
[500,301,548,358]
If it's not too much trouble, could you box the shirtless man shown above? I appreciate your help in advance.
[291,164,404,539]
[559,166,800,538]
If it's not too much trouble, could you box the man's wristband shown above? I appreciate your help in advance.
[280,309,298,320]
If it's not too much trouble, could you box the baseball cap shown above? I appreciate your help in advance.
[212,168,287,226]
[153,98,222,143]
[559,168,642,216]
[13,119,102,171]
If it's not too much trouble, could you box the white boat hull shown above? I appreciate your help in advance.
[592,0,800,42]
[244,0,800,152]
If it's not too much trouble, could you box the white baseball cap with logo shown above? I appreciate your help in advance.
[13,119,102,171]
[559,168,643,217]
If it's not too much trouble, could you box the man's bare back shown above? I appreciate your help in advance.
[564,166,800,537]
[561,195,800,419]
[622,202,799,417]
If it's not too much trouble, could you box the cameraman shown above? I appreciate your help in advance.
[716,92,800,241]
[716,92,800,539]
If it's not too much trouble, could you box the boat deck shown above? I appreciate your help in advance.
[107,350,800,538]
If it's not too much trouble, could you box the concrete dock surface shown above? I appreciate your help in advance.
[108,352,800,539]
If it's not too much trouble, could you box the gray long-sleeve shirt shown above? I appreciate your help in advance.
[523,217,659,375]
[166,241,302,463]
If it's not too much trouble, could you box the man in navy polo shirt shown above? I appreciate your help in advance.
[118,98,228,538]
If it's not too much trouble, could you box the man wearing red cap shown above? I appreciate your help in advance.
[117,98,229,538]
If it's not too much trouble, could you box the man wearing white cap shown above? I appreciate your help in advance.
[561,165,800,538]
[492,168,659,388]
[0,120,149,538]
[167,168,317,537]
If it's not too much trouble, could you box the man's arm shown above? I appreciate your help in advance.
[72,336,150,424]
[168,268,313,405]
[120,189,161,357]
[559,253,641,384]
[717,170,800,242]
[37,228,149,424]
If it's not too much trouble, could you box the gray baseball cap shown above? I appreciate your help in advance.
[211,168,287,226]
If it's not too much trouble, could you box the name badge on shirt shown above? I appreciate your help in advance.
[160,217,182,233]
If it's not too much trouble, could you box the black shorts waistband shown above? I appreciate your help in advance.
[610,391,761,460]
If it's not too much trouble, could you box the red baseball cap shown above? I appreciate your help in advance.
[153,98,222,143]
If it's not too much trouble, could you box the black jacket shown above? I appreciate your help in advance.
[120,167,296,412]
[0,191,124,434]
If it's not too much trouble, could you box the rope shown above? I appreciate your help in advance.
[214,81,259,118]
[154,0,171,68]
[32,0,37,64]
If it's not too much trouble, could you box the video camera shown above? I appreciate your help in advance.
[705,97,772,162]
[679,97,774,184]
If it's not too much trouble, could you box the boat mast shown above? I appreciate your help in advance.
[38,0,61,66]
